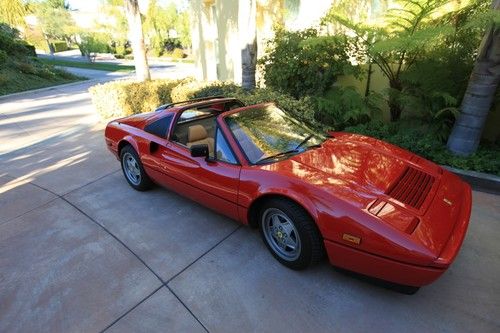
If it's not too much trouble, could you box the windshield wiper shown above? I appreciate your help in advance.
[294,134,314,150]
[255,135,323,164]
[256,149,300,164]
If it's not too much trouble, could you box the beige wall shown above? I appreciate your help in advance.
[191,0,336,83]
[191,0,242,83]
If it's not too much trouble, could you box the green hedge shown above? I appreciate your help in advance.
[51,41,68,53]
[89,79,187,119]
[90,78,317,125]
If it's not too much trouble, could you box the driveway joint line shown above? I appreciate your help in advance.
[166,225,242,285]
[0,170,119,226]
[60,196,166,283]
[22,180,166,284]
[166,284,210,333]
[0,197,60,227]
[60,169,121,197]
[99,284,164,333]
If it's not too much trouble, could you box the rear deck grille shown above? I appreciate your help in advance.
[387,167,434,209]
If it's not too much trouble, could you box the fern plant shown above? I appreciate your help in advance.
[322,0,457,121]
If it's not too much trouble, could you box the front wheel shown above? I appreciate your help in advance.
[120,145,152,191]
[259,199,324,270]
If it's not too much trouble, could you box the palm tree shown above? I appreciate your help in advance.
[447,0,500,156]
[124,0,150,81]
[0,0,27,27]
[240,0,257,90]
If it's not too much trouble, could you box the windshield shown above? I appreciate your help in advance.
[225,105,327,164]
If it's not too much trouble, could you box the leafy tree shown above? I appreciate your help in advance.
[98,0,128,46]
[447,0,500,155]
[143,1,191,56]
[176,10,191,49]
[77,32,112,62]
[144,1,176,56]
[124,0,150,81]
[323,0,456,121]
[32,0,76,54]
[0,0,28,27]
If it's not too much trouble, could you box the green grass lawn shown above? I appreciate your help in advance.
[0,67,84,96]
[39,58,135,72]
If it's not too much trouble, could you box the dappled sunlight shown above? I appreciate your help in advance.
[0,120,116,196]
[0,151,90,195]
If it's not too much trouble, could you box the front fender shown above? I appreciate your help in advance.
[238,168,320,224]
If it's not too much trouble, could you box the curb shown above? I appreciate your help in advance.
[0,79,97,101]
[442,165,500,195]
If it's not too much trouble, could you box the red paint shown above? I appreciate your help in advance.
[105,99,472,287]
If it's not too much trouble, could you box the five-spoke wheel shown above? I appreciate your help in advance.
[120,145,152,191]
[262,208,301,261]
[259,198,324,270]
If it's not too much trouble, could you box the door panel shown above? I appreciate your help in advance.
[143,142,241,221]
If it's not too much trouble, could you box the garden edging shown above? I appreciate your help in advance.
[442,165,500,195]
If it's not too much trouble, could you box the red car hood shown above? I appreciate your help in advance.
[284,134,412,205]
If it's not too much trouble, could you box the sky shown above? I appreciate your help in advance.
[66,0,188,12]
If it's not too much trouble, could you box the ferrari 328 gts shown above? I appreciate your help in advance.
[104,96,471,293]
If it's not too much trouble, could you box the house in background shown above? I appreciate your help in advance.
[189,0,383,84]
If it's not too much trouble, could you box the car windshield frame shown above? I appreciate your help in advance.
[224,104,327,165]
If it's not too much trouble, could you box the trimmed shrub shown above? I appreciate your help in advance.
[170,79,238,102]
[171,48,185,59]
[92,77,320,127]
[259,28,358,98]
[89,79,187,119]
[51,41,69,53]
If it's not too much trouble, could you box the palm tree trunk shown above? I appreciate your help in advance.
[124,0,151,82]
[240,0,257,90]
[447,0,500,156]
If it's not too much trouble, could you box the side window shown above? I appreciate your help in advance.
[144,114,173,138]
[215,128,238,164]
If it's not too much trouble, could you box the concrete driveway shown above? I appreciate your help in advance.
[0,74,499,333]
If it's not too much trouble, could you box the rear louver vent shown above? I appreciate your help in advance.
[387,167,434,209]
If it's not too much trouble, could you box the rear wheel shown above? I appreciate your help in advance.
[259,198,324,270]
[120,145,152,191]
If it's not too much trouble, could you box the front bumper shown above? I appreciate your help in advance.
[325,240,446,286]
[325,180,472,287]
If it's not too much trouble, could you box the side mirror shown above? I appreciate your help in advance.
[190,144,209,158]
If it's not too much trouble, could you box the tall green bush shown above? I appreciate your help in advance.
[259,28,358,98]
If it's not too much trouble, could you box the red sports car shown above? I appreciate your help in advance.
[105,96,471,293]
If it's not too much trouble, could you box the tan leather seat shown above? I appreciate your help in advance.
[186,125,214,155]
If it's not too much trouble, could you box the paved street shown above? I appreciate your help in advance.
[0,70,499,332]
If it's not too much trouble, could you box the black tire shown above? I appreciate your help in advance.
[120,145,153,191]
[394,284,420,295]
[259,198,324,270]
